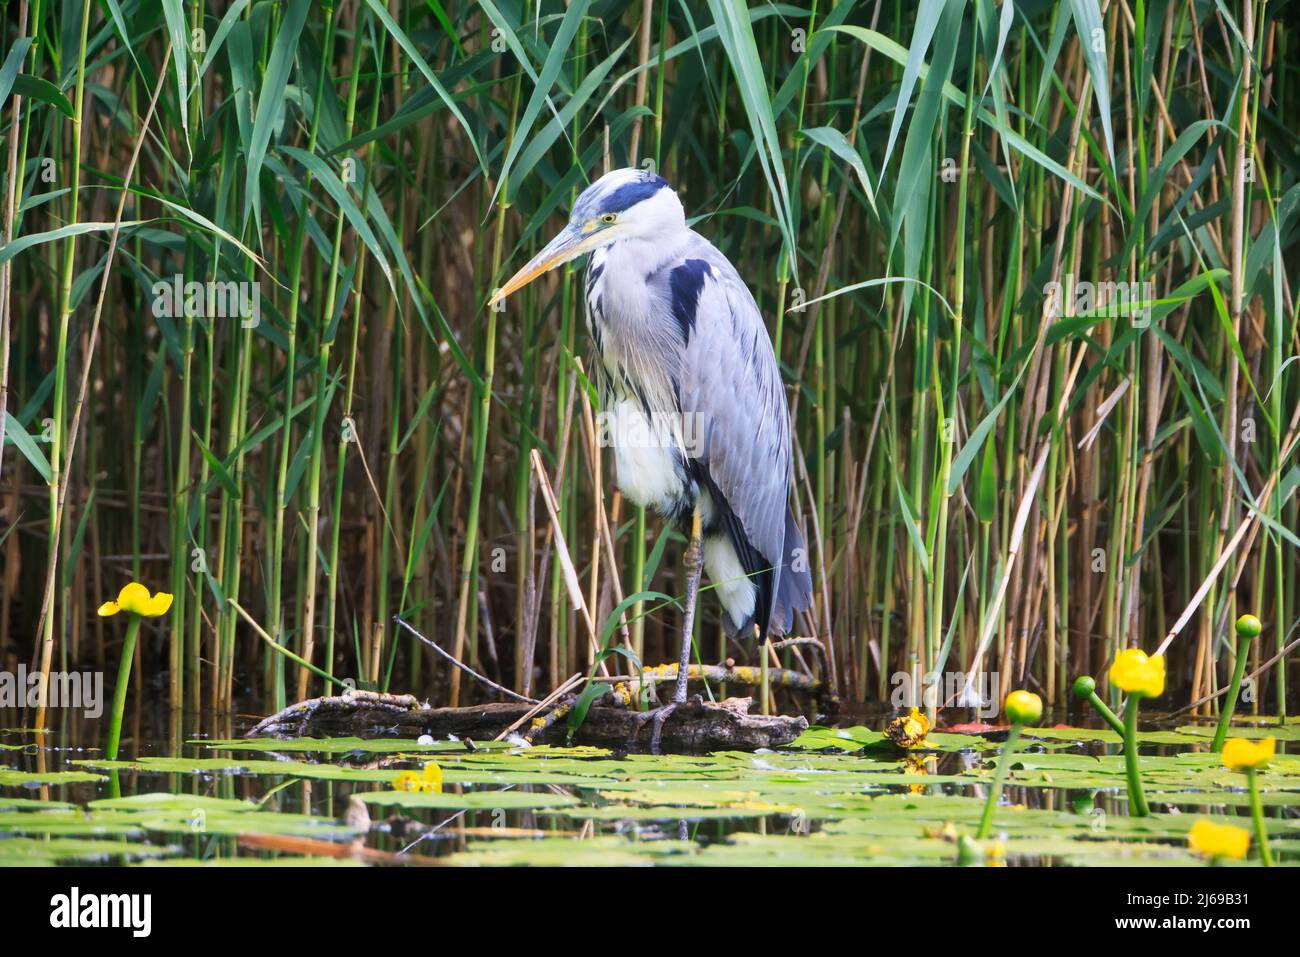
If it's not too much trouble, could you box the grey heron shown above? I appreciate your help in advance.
[490,167,813,749]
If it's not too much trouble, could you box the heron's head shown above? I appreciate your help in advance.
[489,168,684,305]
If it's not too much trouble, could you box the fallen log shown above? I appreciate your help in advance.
[247,689,808,752]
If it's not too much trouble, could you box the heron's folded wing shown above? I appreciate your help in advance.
[677,255,793,578]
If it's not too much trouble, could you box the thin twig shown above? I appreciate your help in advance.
[229,599,348,690]
[1168,633,1300,718]
[392,615,537,704]
[530,448,609,675]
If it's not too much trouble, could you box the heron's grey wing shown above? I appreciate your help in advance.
[676,249,793,611]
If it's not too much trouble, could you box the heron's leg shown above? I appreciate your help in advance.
[672,501,705,704]
[626,502,704,754]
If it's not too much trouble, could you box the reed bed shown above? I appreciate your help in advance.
[0,0,1295,731]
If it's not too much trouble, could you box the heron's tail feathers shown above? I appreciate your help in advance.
[767,507,814,637]
[710,507,813,641]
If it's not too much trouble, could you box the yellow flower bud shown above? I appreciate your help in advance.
[1004,690,1043,725]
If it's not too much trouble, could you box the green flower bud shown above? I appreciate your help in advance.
[956,835,981,867]
[1235,614,1262,639]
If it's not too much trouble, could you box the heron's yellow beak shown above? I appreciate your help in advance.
[488,224,599,307]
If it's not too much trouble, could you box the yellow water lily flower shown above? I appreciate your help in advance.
[1187,818,1250,860]
[985,839,1007,867]
[393,770,424,792]
[1108,648,1165,698]
[97,581,174,618]
[885,707,931,749]
[393,762,443,794]
[923,820,958,842]
[1222,737,1275,772]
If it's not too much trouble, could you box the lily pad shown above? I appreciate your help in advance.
[357,789,581,810]
[136,811,360,839]
[1024,726,1204,746]
[0,837,176,864]
[0,796,76,811]
[0,810,147,837]
[1176,724,1300,742]
[89,792,260,813]
[0,768,106,786]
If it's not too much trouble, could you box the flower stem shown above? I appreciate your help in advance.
[1123,694,1150,817]
[105,615,141,761]
[1212,634,1253,751]
[1085,690,1126,735]
[977,724,1022,840]
[1246,769,1273,866]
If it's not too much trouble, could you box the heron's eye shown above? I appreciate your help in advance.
[599,213,617,225]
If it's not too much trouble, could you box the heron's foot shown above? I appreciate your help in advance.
[625,695,702,754]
